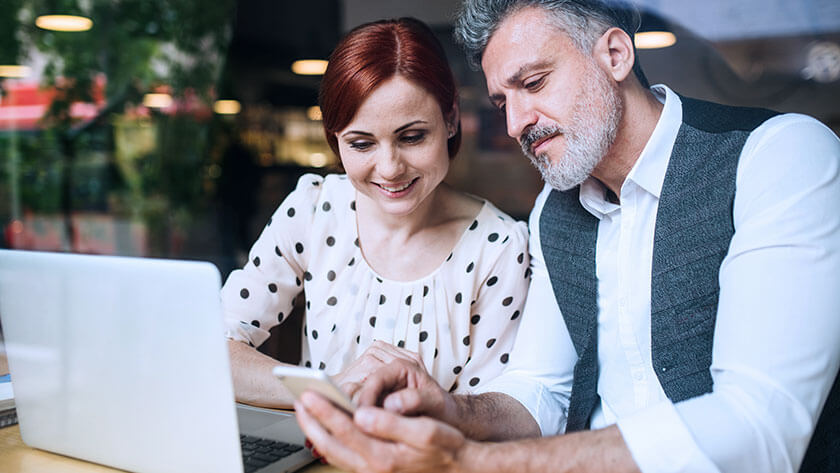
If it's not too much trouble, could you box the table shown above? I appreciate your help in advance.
[0,424,341,472]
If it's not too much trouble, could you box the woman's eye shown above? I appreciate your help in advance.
[400,132,426,144]
[348,141,373,151]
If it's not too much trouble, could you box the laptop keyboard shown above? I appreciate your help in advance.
[240,434,305,473]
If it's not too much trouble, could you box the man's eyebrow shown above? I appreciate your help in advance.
[488,60,553,106]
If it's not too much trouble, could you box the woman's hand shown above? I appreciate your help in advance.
[333,340,426,401]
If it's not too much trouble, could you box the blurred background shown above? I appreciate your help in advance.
[1,0,839,279]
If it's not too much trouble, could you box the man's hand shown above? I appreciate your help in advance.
[356,357,462,427]
[295,391,476,473]
[332,340,426,401]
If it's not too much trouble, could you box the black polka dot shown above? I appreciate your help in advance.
[412,313,422,324]
[488,233,499,242]
[468,220,478,231]
[305,361,311,367]
[469,377,480,387]
[319,362,326,370]
[502,235,509,244]
[471,314,481,325]
[267,217,272,226]
[354,238,360,247]
[487,276,498,286]
[253,256,261,267]
[379,294,386,305]
[434,348,438,358]
[250,320,260,328]
[517,253,524,264]
[350,200,356,211]
[423,286,429,297]
[500,353,509,364]
[511,310,521,320]
[275,246,283,257]
[348,257,355,266]
[287,208,295,217]
[453,366,462,374]
[369,316,377,327]
[268,283,277,293]
[356,335,360,344]
[306,300,311,310]
[524,268,532,279]
[405,295,412,305]
[278,312,284,322]
[326,236,335,246]
[312,181,320,186]
[449,382,458,392]
[486,338,496,348]
[240,288,249,299]
[304,324,307,336]
[327,270,336,281]
[295,277,301,287]
[312,330,318,339]
[397,340,405,348]
[462,335,470,346]
[295,242,304,254]
[466,262,474,273]
[331,324,336,332]
[327,296,337,306]
[455,293,462,304]
[322,202,331,211]
[502,296,514,306]
[419,331,428,342]
[376,277,383,283]
[446,253,453,262]
[304,271,312,281]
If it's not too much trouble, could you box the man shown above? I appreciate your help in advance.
[294,1,840,472]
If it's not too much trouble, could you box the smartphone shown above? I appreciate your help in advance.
[272,365,356,414]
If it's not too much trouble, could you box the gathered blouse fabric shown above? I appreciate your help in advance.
[222,173,530,393]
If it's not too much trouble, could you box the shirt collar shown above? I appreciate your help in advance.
[578,84,683,218]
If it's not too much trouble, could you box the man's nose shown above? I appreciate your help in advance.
[506,96,538,141]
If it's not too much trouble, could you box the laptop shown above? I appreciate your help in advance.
[0,249,314,473]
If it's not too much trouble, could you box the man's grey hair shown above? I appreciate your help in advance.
[454,0,649,88]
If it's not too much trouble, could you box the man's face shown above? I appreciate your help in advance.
[481,7,622,190]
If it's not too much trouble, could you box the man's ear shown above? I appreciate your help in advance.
[593,27,635,83]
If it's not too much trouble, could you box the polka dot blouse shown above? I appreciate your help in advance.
[221,174,530,393]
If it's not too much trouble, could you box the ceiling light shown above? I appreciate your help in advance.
[0,65,31,78]
[306,106,322,121]
[292,60,328,75]
[635,31,676,49]
[35,15,93,32]
[143,93,173,109]
[214,99,241,115]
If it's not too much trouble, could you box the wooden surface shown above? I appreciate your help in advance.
[0,424,342,473]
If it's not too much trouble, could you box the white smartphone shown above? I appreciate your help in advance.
[272,365,356,414]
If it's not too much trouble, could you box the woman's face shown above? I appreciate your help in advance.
[336,75,453,219]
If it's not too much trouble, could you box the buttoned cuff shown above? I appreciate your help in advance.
[617,400,720,473]
[474,372,567,436]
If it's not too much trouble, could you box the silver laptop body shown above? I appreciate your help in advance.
[0,249,313,473]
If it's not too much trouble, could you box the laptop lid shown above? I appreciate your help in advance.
[0,250,246,473]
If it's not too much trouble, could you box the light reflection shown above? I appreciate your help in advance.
[291,59,328,75]
[35,15,93,32]
[143,93,173,109]
[0,65,31,78]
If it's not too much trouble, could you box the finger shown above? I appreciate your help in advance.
[354,406,464,450]
[355,360,410,407]
[382,388,428,415]
[294,396,366,472]
[370,342,424,366]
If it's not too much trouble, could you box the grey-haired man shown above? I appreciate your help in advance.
[295,1,840,472]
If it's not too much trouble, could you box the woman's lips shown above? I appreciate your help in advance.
[374,177,418,197]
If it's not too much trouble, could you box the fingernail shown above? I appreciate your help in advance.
[384,396,403,412]
[320,458,328,464]
[354,408,374,429]
[312,448,321,457]
[304,439,312,449]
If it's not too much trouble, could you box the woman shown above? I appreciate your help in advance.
[222,17,529,408]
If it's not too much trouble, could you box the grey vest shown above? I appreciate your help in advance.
[539,97,838,472]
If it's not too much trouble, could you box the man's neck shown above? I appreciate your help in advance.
[591,86,664,201]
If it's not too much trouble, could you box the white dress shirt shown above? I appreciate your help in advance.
[476,85,840,473]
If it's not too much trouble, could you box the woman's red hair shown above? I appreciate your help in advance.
[319,17,461,159]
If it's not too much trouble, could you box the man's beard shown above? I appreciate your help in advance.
[520,61,622,191]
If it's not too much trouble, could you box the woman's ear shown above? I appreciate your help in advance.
[446,100,461,138]
[593,27,635,83]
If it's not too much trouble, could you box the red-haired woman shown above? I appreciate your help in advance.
[221,18,529,408]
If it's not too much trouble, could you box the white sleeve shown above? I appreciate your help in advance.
[220,174,323,347]
[475,184,577,436]
[618,115,840,473]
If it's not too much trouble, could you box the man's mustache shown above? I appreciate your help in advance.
[520,125,564,156]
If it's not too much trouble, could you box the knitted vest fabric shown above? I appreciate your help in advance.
[539,97,839,472]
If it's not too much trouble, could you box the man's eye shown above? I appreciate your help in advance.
[524,76,544,90]
[349,141,373,151]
